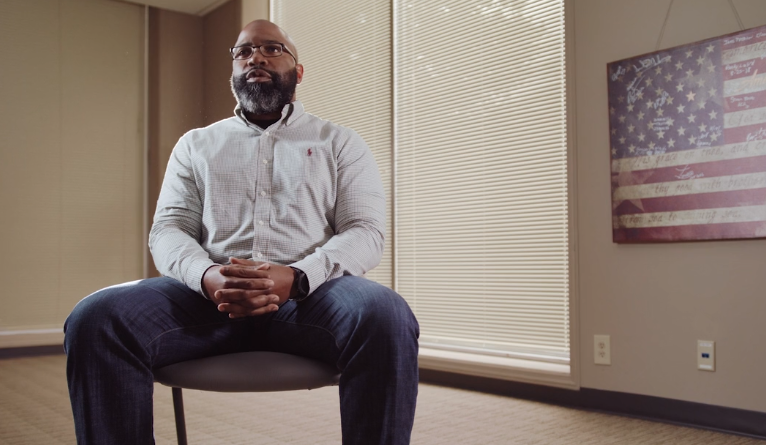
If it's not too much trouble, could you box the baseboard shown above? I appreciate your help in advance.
[419,347,575,390]
[420,368,766,440]
[0,329,64,348]
[0,344,64,360]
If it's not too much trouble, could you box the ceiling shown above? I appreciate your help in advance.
[115,0,230,16]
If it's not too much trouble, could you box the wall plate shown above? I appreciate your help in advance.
[594,335,611,365]
[697,340,715,371]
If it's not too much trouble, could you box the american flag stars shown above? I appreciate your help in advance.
[608,39,725,160]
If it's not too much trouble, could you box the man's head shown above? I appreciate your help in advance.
[230,20,304,117]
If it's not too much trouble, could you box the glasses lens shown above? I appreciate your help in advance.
[260,44,283,57]
[232,46,254,59]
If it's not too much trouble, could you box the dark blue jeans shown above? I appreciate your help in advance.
[64,276,419,444]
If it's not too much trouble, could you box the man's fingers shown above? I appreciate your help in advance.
[229,258,270,268]
[219,277,273,290]
[217,294,280,318]
[213,289,255,305]
[215,289,279,304]
[219,266,270,279]
[227,304,279,318]
[214,288,271,304]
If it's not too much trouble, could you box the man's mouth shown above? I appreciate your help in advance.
[246,69,272,82]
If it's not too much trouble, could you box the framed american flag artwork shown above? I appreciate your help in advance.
[607,24,766,243]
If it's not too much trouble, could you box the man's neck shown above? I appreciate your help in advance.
[243,110,281,123]
[243,110,281,130]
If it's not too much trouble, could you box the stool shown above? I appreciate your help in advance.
[154,351,341,444]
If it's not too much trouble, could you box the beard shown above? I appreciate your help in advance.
[230,66,298,115]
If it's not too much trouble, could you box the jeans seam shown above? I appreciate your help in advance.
[271,319,343,353]
[145,318,250,348]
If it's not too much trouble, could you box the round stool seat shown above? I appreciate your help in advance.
[154,351,341,392]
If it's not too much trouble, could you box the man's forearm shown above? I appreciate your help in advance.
[290,224,384,295]
[149,224,216,294]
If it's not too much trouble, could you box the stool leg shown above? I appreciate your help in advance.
[171,387,188,445]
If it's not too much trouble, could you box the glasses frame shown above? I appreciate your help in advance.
[229,43,297,63]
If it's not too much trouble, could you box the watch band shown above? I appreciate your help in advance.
[289,267,310,302]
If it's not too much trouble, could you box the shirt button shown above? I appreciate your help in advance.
[262,159,268,165]
[263,131,269,136]
[260,191,267,197]
[258,220,264,226]
[256,252,263,258]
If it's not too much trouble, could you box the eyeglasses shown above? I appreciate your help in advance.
[229,43,297,62]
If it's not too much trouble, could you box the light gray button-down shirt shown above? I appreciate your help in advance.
[149,100,385,296]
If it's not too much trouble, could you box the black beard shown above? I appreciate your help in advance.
[230,67,297,115]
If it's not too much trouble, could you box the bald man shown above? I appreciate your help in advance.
[64,20,419,445]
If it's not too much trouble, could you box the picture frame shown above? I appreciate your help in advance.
[607,25,766,243]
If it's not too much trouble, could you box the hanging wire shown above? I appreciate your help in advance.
[655,0,675,51]
[727,0,745,30]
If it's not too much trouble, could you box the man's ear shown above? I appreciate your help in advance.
[296,64,304,84]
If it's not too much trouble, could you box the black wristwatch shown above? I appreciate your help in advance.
[289,267,310,302]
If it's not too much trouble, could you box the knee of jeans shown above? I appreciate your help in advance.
[345,277,420,343]
[63,288,128,354]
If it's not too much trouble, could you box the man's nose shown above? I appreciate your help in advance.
[247,49,267,65]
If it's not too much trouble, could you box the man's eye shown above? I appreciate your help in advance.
[236,47,253,58]
[262,44,282,56]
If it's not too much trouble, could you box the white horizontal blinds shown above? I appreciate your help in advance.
[395,0,569,359]
[272,1,393,287]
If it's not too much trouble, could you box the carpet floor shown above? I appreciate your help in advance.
[0,355,762,444]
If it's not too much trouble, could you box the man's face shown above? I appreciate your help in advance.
[230,21,304,116]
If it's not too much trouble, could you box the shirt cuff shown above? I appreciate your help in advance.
[289,257,327,295]
[185,258,217,296]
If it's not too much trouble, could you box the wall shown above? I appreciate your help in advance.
[241,0,269,28]
[147,7,205,276]
[202,0,241,125]
[0,0,145,345]
[0,0,254,341]
[575,0,766,412]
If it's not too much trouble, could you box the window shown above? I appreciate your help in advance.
[395,0,570,372]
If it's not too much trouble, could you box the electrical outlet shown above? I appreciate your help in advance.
[594,335,611,365]
[697,340,715,371]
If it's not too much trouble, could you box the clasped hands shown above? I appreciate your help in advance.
[202,258,295,318]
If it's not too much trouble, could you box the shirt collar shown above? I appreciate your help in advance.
[234,100,305,129]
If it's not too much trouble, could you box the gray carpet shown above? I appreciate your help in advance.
[0,355,762,444]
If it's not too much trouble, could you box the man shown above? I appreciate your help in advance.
[64,20,419,444]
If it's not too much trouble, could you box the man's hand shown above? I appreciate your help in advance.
[203,259,277,318]
[202,258,296,318]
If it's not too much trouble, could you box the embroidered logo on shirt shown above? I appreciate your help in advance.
[307,148,313,156]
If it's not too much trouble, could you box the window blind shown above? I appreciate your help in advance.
[395,0,569,361]
[272,0,393,287]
